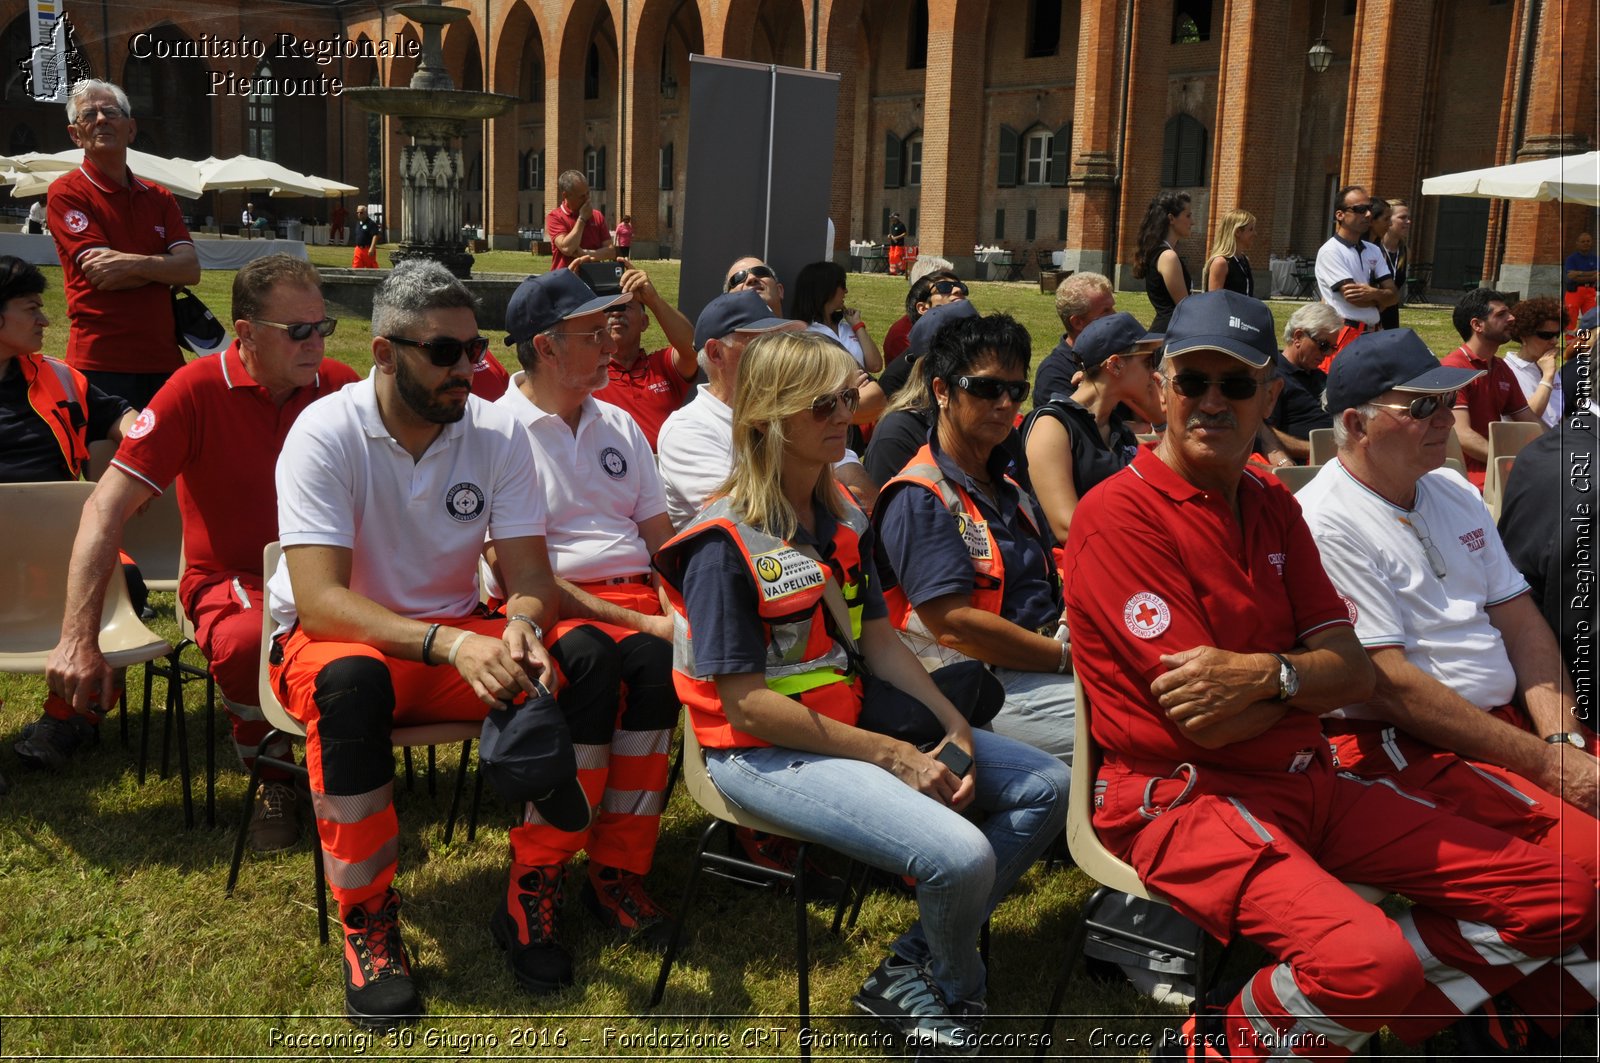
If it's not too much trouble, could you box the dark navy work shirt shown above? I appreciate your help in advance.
[1268,351,1333,440]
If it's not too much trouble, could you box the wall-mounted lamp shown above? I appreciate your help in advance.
[1308,3,1334,73]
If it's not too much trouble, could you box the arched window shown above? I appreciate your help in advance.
[248,62,275,159]
[1160,114,1207,187]
[1172,0,1212,43]
[584,44,601,100]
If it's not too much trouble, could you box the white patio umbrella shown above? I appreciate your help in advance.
[196,155,327,198]
[1,148,205,198]
[1422,151,1600,207]
[269,173,359,198]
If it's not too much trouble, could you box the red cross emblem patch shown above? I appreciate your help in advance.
[1122,592,1171,639]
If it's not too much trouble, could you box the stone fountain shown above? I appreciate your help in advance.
[344,0,516,278]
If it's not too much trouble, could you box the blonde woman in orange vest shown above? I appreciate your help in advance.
[655,331,1066,1052]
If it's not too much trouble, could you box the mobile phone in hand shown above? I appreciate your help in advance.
[935,742,973,778]
[577,260,624,295]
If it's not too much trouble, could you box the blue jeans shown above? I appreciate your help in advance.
[706,728,1068,1004]
[990,667,1076,766]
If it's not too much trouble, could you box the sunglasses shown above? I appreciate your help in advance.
[1307,333,1336,353]
[1533,329,1562,341]
[1168,372,1263,400]
[931,280,968,297]
[1370,394,1449,420]
[255,318,338,341]
[385,334,491,367]
[809,386,860,420]
[955,375,1029,403]
[727,265,776,291]
[1341,202,1374,215]
[1400,509,1447,580]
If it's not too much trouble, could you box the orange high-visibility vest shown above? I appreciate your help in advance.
[18,353,92,479]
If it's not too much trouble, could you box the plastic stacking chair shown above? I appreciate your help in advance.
[649,714,857,1061]
[1270,464,1322,494]
[225,543,485,943]
[1483,421,1541,517]
[0,482,178,808]
[1307,427,1336,466]
[1034,678,1387,1058]
[87,439,182,592]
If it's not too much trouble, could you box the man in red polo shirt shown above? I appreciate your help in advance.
[590,262,695,449]
[545,170,613,271]
[1064,290,1594,1061]
[48,80,199,409]
[46,255,359,850]
[1441,287,1543,488]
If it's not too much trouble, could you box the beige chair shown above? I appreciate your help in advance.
[1307,427,1336,465]
[87,439,182,593]
[1271,463,1322,494]
[0,482,184,812]
[1446,428,1465,468]
[1483,421,1542,516]
[226,543,485,943]
[1034,678,1385,1056]
[1444,457,1467,478]
[650,712,856,1059]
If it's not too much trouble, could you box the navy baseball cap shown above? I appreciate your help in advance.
[1162,290,1277,368]
[478,686,592,832]
[693,289,797,349]
[907,298,979,358]
[504,270,631,346]
[1324,329,1483,415]
[1074,312,1163,370]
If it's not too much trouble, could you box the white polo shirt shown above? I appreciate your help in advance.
[270,372,547,631]
[1297,458,1529,716]
[493,375,666,582]
[1314,235,1392,326]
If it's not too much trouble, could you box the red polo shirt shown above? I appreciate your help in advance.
[470,353,510,402]
[544,205,610,270]
[110,342,360,605]
[1441,345,1530,488]
[48,159,195,375]
[1063,446,1353,773]
[593,346,689,449]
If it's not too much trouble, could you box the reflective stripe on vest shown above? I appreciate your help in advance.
[22,354,91,479]
[656,493,871,748]
[878,443,1049,668]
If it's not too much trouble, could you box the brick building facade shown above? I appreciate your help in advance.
[2,0,1592,295]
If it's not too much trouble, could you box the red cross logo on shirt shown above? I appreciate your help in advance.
[1123,592,1171,639]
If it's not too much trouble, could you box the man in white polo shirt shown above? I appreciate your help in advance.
[489,270,678,984]
[1314,184,1397,362]
[268,261,584,1029]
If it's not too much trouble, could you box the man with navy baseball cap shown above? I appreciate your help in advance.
[1297,330,1599,1048]
[1072,311,1163,371]
[504,269,632,347]
[1065,294,1593,1059]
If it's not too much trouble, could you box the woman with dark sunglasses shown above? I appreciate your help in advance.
[1505,295,1565,427]
[1265,301,1344,464]
[655,330,1066,1051]
[874,313,1077,765]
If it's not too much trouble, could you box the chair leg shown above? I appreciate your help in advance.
[792,841,812,1062]
[171,666,194,829]
[427,744,437,796]
[649,820,719,1008]
[403,747,414,790]
[203,673,216,829]
[311,817,330,945]
[467,763,484,843]
[225,742,270,895]
[138,661,156,783]
[158,664,175,780]
[444,739,471,845]
[1035,886,1102,1058]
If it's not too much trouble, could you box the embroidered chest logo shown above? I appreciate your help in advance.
[1339,592,1359,625]
[1267,551,1286,576]
[752,546,825,601]
[155,225,166,238]
[445,482,485,522]
[127,408,156,439]
[1459,528,1486,553]
[953,513,994,561]
[1123,592,1171,639]
[599,446,627,480]
[64,209,89,233]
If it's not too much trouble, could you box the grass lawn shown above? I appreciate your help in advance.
[4,254,1581,1059]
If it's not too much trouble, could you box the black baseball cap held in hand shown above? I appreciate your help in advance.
[478,685,592,832]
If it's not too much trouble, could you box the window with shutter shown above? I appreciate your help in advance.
[660,142,674,190]
[1160,114,1207,187]
[995,209,1006,241]
[998,125,1019,188]
[1026,209,1037,241]
[1051,123,1071,186]
[885,132,902,190]
[906,132,923,186]
[1023,128,1054,185]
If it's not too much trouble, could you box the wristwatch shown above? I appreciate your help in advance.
[507,614,545,643]
[1269,653,1300,702]
[1545,732,1588,750]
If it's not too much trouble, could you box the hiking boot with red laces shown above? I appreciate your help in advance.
[491,863,573,994]
[339,888,420,1030]
[733,827,847,901]
[582,864,671,949]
